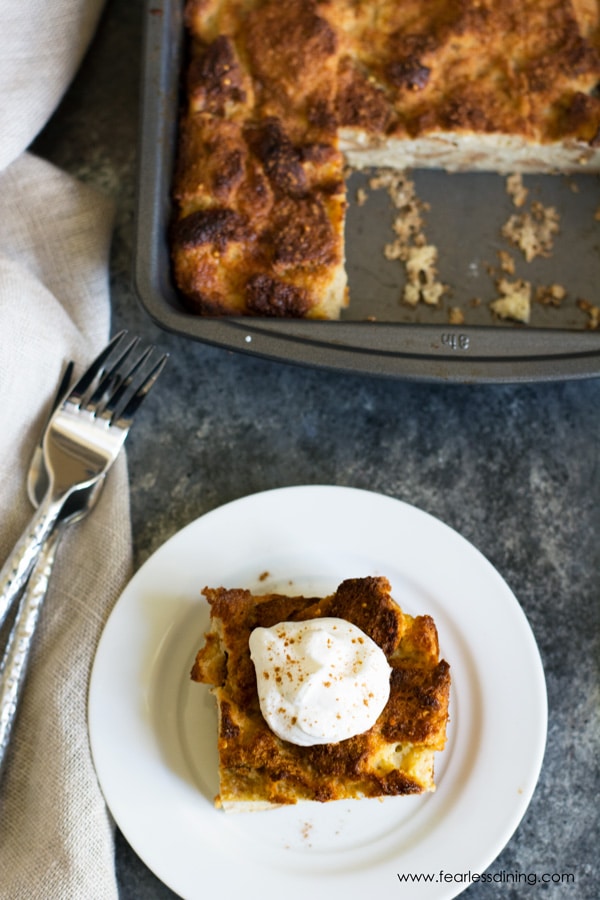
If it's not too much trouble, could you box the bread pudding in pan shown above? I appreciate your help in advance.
[172,0,600,318]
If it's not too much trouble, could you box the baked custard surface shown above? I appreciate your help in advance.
[191,576,451,809]
[172,0,600,318]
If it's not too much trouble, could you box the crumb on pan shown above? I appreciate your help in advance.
[447,306,465,325]
[356,186,368,206]
[490,278,531,323]
[501,202,560,262]
[497,250,516,275]
[535,284,566,307]
[372,170,446,307]
[577,298,600,329]
[506,173,528,208]
[403,245,445,306]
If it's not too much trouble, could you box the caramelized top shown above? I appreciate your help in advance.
[191,576,451,801]
[173,0,600,316]
[184,0,600,143]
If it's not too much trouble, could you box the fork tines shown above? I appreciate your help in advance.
[66,331,168,427]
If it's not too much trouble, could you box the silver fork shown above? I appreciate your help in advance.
[0,367,104,776]
[0,492,104,777]
[0,331,167,631]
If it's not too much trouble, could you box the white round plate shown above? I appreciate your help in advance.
[88,485,547,900]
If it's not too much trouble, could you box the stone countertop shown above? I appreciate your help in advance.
[32,1,599,898]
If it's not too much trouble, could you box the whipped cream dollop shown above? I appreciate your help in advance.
[249,617,391,746]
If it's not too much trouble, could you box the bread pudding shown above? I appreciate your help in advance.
[191,576,451,810]
[171,0,600,318]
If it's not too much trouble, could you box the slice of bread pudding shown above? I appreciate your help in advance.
[191,576,450,810]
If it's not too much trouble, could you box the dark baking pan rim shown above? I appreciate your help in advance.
[133,0,600,384]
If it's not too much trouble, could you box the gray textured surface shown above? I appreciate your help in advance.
[32,1,600,897]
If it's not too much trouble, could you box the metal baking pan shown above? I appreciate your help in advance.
[134,0,600,382]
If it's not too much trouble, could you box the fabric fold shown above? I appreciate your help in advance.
[0,0,106,171]
[0,2,131,897]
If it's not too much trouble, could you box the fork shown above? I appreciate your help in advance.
[0,486,104,778]
[0,367,105,776]
[0,331,167,631]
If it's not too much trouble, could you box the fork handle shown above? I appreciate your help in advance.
[0,530,60,778]
[0,494,65,632]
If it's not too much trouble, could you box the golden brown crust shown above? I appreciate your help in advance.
[191,576,451,807]
[172,0,600,318]
[172,0,349,319]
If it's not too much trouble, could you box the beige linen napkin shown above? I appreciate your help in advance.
[0,3,131,898]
